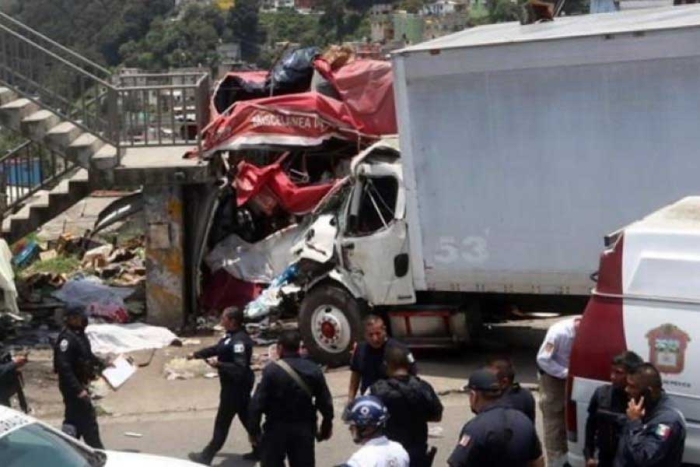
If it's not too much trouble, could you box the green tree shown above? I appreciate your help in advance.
[488,0,523,23]
[227,0,265,63]
[120,5,225,70]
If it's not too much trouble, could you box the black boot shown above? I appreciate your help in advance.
[242,446,260,461]
[188,450,214,466]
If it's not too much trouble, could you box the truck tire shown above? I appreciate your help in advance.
[299,285,362,367]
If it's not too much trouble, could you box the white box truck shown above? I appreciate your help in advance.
[292,6,700,366]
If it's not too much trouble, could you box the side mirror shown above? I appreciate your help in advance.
[394,253,409,278]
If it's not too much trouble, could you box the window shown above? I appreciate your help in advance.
[0,423,99,467]
[347,176,398,236]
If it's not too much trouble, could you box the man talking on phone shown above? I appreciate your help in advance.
[613,363,686,467]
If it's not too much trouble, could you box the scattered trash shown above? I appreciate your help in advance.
[164,357,211,380]
[52,276,134,323]
[428,426,444,438]
[86,323,180,355]
[244,264,299,321]
[124,432,143,438]
[204,372,218,379]
[13,241,40,268]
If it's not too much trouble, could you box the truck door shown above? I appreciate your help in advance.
[339,172,416,305]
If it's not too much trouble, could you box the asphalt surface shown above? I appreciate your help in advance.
[100,392,545,466]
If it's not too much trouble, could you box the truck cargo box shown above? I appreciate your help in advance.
[393,5,700,296]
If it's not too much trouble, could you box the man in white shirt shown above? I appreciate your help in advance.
[536,316,581,466]
[339,395,409,467]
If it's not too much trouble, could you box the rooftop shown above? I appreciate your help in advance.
[398,4,700,52]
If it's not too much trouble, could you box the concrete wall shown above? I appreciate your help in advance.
[144,185,185,329]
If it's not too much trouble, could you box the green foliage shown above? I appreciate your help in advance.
[260,9,320,47]
[227,0,266,63]
[20,255,81,277]
[398,0,428,14]
[120,5,225,70]
[488,0,523,23]
[317,0,370,44]
[0,128,25,155]
[9,0,174,67]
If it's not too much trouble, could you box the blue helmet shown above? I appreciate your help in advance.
[344,396,389,428]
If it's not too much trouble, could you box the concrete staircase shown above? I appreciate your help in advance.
[0,86,119,244]
[0,11,212,246]
[0,87,118,171]
[1,169,91,243]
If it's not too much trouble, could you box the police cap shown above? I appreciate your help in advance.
[64,304,88,318]
[465,368,501,394]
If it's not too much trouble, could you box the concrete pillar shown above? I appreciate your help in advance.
[144,185,185,329]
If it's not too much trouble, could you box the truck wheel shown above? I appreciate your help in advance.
[299,285,362,367]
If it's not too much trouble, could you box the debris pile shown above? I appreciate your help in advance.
[1,233,147,345]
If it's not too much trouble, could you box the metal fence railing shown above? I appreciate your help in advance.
[115,73,211,151]
[0,11,213,164]
[0,135,76,214]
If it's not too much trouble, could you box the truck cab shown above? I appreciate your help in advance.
[292,137,423,365]
[567,197,700,466]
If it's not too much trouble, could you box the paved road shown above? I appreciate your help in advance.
[100,392,544,466]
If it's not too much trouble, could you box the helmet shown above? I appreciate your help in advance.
[344,396,389,429]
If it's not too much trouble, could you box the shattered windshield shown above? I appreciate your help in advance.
[347,176,398,236]
[313,178,352,218]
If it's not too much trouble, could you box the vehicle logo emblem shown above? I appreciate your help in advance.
[646,323,691,374]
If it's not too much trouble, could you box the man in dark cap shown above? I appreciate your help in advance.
[447,369,544,467]
[188,307,257,465]
[53,304,107,449]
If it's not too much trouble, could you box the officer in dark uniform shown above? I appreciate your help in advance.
[584,351,643,467]
[614,363,686,467]
[188,307,256,465]
[486,356,536,423]
[447,369,544,467]
[0,343,27,408]
[348,314,417,403]
[53,305,106,449]
[249,329,334,467]
[370,344,443,467]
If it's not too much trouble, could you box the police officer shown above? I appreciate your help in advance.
[249,329,334,467]
[348,314,417,403]
[486,356,536,423]
[53,305,106,449]
[447,369,544,467]
[338,395,410,467]
[614,363,686,467]
[0,343,27,408]
[370,344,443,467]
[188,307,256,465]
[584,351,643,467]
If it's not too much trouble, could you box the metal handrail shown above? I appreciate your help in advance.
[0,24,113,87]
[0,11,111,79]
[0,13,213,163]
[0,133,76,214]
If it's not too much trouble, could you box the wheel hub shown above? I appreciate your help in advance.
[311,305,352,354]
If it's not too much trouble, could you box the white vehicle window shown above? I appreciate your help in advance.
[0,423,103,467]
[347,176,398,236]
